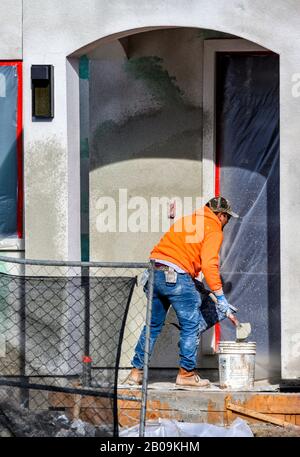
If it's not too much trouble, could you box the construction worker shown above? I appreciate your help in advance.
[126,196,239,388]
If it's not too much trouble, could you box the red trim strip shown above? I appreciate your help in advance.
[214,68,223,352]
[214,143,221,351]
[16,62,23,239]
[214,322,221,352]
[0,61,22,66]
[0,61,23,238]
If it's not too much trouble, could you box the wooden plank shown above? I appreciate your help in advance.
[72,393,82,420]
[49,391,112,408]
[226,401,300,428]
[285,414,296,425]
[242,395,300,414]
[79,408,113,426]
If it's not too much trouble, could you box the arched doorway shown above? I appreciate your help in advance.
[75,27,280,382]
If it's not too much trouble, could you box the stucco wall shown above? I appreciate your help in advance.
[87,28,233,369]
[5,0,300,378]
[89,28,204,263]
[0,0,22,59]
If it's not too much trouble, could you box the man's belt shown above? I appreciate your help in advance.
[154,262,170,271]
[154,262,187,273]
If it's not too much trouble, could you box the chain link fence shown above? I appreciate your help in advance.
[0,256,154,437]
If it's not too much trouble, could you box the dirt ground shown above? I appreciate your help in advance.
[250,423,300,437]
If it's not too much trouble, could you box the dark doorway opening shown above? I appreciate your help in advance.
[216,52,280,380]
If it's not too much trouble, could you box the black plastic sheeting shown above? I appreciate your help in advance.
[216,54,280,379]
[170,282,229,333]
[195,280,229,331]
[0,66,18,237]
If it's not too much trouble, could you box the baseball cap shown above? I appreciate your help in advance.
[206,196,239,218]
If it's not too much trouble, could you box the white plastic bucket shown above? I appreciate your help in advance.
[218,341,256,390]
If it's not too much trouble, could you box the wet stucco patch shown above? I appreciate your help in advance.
[124,56,184,107]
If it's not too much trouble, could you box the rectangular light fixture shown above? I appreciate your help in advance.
[31,65,54,119]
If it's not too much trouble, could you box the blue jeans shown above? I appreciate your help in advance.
[132,270,207,371]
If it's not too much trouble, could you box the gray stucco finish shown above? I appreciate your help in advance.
[0,0,22,59]
[89,29,203,264]
[1,0,300,378]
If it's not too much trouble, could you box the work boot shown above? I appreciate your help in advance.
[123,368,143,386]
[175,367,210,388]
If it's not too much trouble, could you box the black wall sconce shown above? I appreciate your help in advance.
[31,65,54,119]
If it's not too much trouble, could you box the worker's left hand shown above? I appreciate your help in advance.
[213,290,239,325]
[214,291,231,315]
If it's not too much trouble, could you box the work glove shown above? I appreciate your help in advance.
[214,291,237,317]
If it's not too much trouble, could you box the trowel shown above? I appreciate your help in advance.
[236,322,251,341]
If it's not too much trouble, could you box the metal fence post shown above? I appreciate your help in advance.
[139,260,155,437]
[82,266,92,387]
[20,276,29,408]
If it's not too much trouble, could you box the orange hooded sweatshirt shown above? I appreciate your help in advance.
[150,206,223,291]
